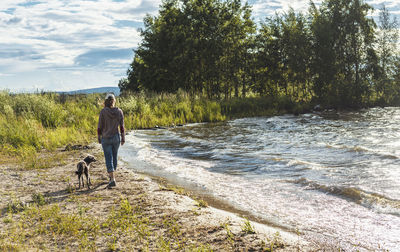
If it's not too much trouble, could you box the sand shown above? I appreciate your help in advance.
[0,144,317,251]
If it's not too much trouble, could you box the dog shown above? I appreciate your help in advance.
[76,155,96,189]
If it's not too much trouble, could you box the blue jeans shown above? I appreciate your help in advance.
[101,133,120,173]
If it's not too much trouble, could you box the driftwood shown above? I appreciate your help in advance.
[64,144,90,151]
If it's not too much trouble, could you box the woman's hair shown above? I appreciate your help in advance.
[104,97,115,108]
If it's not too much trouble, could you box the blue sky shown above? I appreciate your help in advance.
[0,0,399,92]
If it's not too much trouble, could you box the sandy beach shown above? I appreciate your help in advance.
[0,144,318,251]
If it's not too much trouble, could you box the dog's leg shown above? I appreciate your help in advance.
[84,169,90,189]
[88,167,92,186]
[78,174,81,188]
[88,173,92,186]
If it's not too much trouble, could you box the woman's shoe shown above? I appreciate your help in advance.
[108,180,116,188]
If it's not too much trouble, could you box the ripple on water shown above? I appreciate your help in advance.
[120,108,400,250]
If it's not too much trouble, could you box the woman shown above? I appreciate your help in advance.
[97,93,125,188]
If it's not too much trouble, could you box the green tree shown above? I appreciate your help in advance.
[255,15,284,97]
[120,0,400,110]
[375,4,399,104]
[310,0,376,108]
[218,0,255,98]
[121,0,255,99]
[280,9,313,101]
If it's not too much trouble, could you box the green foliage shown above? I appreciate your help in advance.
[195,199,208,208]
[221,222,234,244]
[2,195,220,251]
[2,203,100,251]
[310,0,377,108]
[121,0,400,109]
[119,92,226,129]
[241,218,256,234]
[156,236,172,251]
[0,92,96,154]
[27,204,100,237]
[221,96,276,118]
[0,89,314,170]
[375,5,400,105]
[263,232,285,251]
[187,244,213,252]
[104,198,150,244]
[32,193,47,206]
[122,0,255,99]
[7,198,28,214]
[159,184,188,195]
[0,91,227,166]
[162,217,182,239]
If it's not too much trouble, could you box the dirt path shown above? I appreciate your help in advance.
[0,145,315,251]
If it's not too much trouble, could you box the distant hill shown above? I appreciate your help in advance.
[59,87,120,96]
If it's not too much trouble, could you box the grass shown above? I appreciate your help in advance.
[31,192,47,206]
[220,94,312,119]
[120,91,226,129]
[265,232,285,251]
[6,197,28,214]
[159,184,188,196]
[221,222,235,244]
[241,218,256,234]
[1,202,100,251]
[0,91,228,168]
[195,198,208,208]
[1,195,217,251]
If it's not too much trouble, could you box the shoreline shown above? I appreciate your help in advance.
[145,169,296,234]
[0,144,317,251]
[121,165,309,248]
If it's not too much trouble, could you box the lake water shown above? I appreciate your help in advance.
[119,107,400,251]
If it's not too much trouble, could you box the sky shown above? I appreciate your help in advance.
[0,0,399,92]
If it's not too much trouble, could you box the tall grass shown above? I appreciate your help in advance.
[119,91,225,129]
[220,95,312,119]
[0,92,98,162]
[0,91,226,165]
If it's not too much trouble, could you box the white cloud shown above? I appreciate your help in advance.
[0,58,39,73]
[105,58,132,64]
[250,0,399,20]
[0,0,399,92]
[0,73,14,77]
[0,0,151,91]
[0,68,120,92]
[251,0,323,20]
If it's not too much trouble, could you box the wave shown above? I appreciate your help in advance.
[289,178,400,216]
[323,143,399,160]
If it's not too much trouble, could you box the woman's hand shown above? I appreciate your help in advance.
[121,138,125,146]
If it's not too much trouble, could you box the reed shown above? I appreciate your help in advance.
[0,91,227,167]
[119,92,225,129]
[220,95,312,119]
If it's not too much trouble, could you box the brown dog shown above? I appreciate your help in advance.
[76,155,96,189]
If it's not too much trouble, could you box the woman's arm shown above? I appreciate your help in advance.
[120,110,125,146]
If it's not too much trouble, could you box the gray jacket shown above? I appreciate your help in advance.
[97,107,125,139]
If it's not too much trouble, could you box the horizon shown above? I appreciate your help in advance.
[1,85,120,94]
[0,0,399,93]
